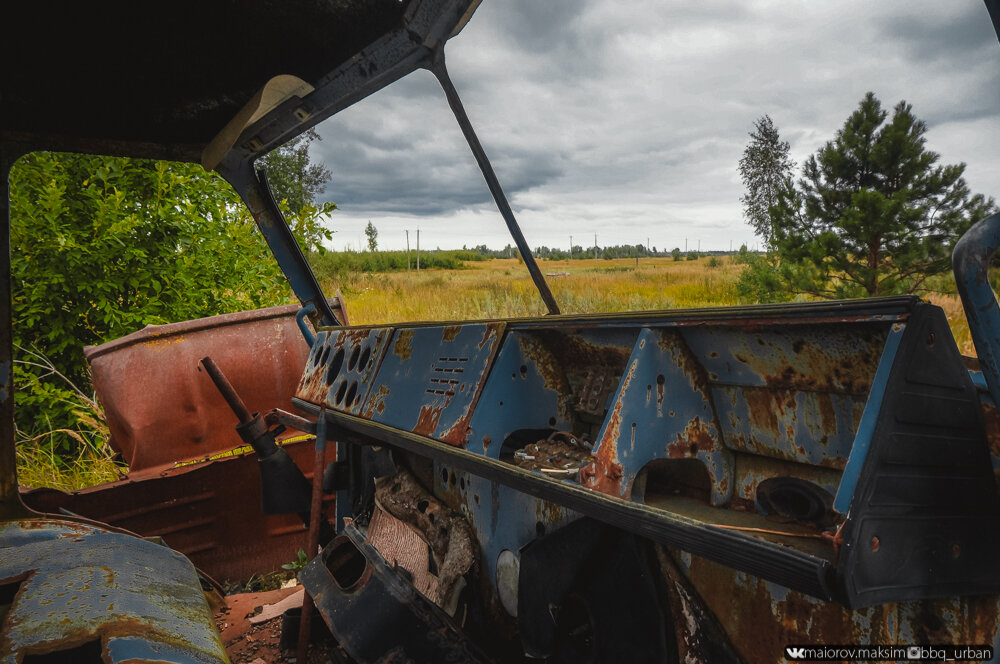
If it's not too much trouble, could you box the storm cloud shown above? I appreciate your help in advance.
[312,0,1000,252]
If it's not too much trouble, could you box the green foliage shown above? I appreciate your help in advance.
[365,221,379,252]
[735,253,793,304]
[687,251,699,261]
[739,115,795,247]
[10,152,293,463]
[13,345,121,488]
[671,247,682,261]
[282,549,309,572]
[258,129,333,216]
[768,92,995,298]
[258,129,336,253]
[310,249,485,285]
[707,256,723,269]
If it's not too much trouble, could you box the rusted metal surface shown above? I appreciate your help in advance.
[718,388,865,468]
[463,327,637,460]
[361,323,505,446]
[296,327,392,415]
[654,545,745,664]
[373,469,474,610]
[509,432,593,479]
[581,357,634,496]
[85,302,340,471]
[521,329,635,424]
[581,328,733,505]
[675,550,1000,664]
[300,523,490,663]
[980,397,1000,492]
[0,517,227,663]
[683,324,888,470]
[21,440,333,583]
[686,325,887,394]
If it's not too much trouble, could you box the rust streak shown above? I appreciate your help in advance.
[413,404,444,437]
[667,416,715,458]
[583,359,636,497]
[393,329,415,361]
[360,384,391,419]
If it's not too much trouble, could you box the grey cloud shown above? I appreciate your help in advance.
[306,0,1000,250]
[877,4,997,63]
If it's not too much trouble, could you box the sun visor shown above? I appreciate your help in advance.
[202,75,314,171]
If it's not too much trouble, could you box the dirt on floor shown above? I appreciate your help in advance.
[214,585,351,663]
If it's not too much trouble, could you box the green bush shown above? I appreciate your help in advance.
[10,153,293,463]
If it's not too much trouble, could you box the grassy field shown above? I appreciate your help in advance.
[18,254,975,490]
[327,255,974,354]
[331,256,745,322]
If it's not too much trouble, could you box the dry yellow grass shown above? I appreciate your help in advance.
[331,256,977,357]
[334,256,746,324]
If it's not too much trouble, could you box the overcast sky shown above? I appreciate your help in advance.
[310,0,1000,253]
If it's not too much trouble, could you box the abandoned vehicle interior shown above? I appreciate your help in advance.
[3,1,1000,662]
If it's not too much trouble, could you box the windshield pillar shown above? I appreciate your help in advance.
[429,50,561,316]
[218,158,343,328]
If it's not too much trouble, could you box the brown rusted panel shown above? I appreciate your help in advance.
[520,329,634,424]
[581,358,635,495]
[21,440,334,583]
[85,301,343,471]
[677,551,1000,664]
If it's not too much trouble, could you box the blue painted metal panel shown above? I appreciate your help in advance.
[682,324,887,394]
[364,324,504,445]
[296,327,393,415]
[434,464,579,605]
[833,322,906,513]
[465,331,569,459]
[954,212,1000,414]
[0,518,226,663]
[715,386,864,467]
[581,328,734,505]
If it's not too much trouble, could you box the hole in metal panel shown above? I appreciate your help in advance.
[0,576,25,626]
[359,345,372,371]
[326,537,371,592]
[335,380,348,405]
[347,346,361,372]
[23,639,103,664]
[326,348,345,386]
[344,381,358,407]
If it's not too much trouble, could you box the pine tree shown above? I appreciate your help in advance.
[771,92,995,297]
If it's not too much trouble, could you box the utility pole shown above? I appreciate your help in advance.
[416,227,420,271]
[406,230,411,271]
[698,239,701,252]
[685,238,688,252]
[569,235,573,256]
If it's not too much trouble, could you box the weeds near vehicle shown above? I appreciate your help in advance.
[14,345,123,490]
[282,549,310,572]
